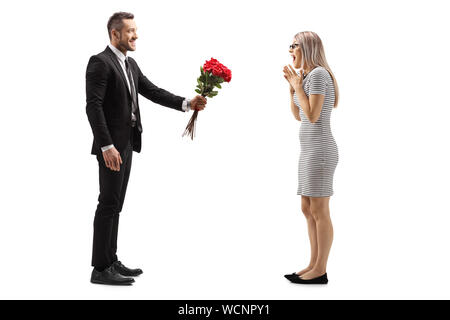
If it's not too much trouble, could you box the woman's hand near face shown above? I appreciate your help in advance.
[283,65,303,91]
[285,66,302,121]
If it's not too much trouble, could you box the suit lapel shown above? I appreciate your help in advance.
[104,46,131,99]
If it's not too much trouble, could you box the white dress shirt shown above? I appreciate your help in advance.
[102,44,190,152]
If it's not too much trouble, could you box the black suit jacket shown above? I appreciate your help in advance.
[86,46,185,155]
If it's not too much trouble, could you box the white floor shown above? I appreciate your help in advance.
[2,175,449,299]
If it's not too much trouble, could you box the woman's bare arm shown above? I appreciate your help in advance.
[294,88,324,123]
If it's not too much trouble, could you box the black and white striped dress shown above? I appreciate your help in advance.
[293,66,339,197]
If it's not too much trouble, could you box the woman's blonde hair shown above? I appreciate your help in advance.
[294,31,339,107]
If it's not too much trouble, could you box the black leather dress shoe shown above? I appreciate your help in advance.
[90,266,135,285]
[112,261,143,277]
[290,273,328,284]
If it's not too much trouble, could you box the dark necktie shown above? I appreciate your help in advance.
[125,58,137,125]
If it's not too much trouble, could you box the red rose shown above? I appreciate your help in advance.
[212,67,222,77]
[222,67,232,82]
[203,58,232,82]
[203,58,222,72]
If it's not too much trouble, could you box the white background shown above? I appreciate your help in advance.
[0,0,449,299]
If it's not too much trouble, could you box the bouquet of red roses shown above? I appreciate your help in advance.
[182,58,232,140]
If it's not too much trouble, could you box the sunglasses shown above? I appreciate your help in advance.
[289,43,300,50]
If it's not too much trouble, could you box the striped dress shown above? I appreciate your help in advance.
[293,66,339,197]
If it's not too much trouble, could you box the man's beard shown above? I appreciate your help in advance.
[118,36,133,52]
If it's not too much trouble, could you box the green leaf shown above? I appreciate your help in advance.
[200,66,204,75]
[195,89,201,94]
[215,83,222,89]
[211,90,218,94]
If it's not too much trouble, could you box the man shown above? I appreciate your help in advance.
[86,12,206,285]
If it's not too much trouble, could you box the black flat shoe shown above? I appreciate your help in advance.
[284,273,300,281]
[112,261,143,277]
[290,273,328,284]
[90,266,135,285]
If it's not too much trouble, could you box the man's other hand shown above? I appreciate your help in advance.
[102,147,122,171]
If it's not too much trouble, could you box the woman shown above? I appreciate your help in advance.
[282,31,339,284]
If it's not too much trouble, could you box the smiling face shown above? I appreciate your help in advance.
[289,39,302,69]
[112,19,138,53]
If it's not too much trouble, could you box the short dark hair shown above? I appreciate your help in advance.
[107,12,134,40]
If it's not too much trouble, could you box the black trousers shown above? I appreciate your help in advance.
[92,128,134,270]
